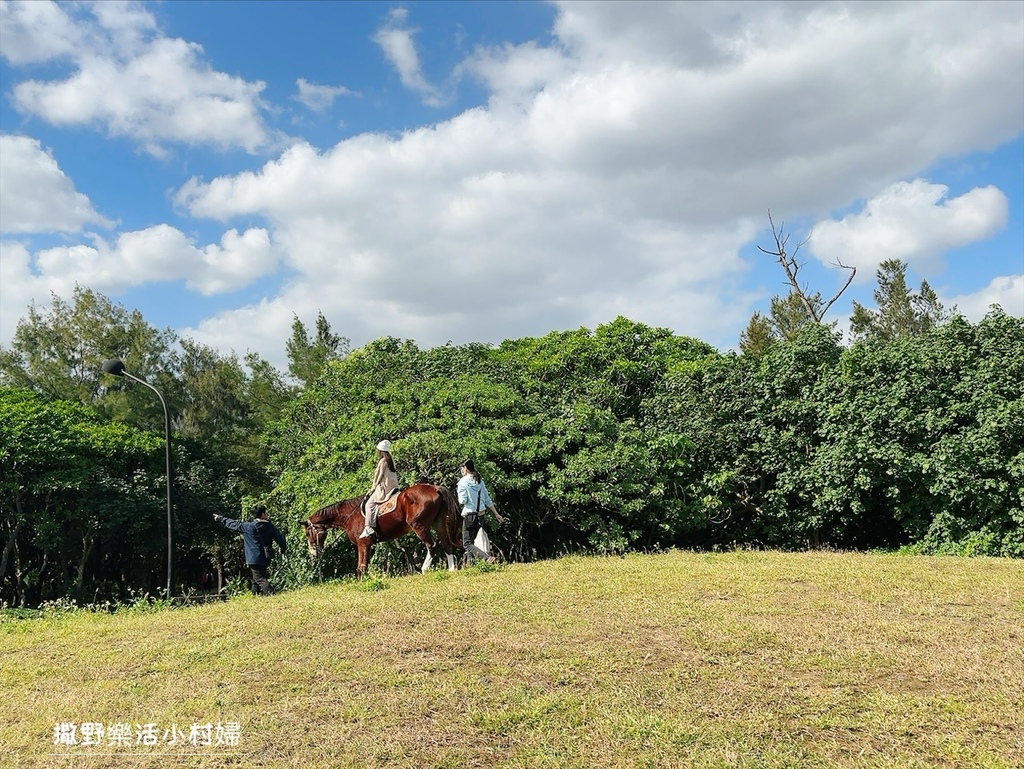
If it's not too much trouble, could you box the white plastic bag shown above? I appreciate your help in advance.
[474,526,491,556]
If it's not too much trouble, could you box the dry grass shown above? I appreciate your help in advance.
[2,550,1022,768]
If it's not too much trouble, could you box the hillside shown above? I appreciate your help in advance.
[2,551,1022,768]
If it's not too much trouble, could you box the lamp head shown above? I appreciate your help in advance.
[102,359,126,376]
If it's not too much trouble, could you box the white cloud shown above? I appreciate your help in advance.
[0,0,83,64]
[179,297,304,362]
[175,126,757,357]
[808,180,1009,276]
[88,0,157,54]
[4,1,270,154]
[458,42,573,110]
[947,275,1024,320]
[171,2,1022,360]
[6,1,1022,362]
[1,226,278,312]
[293,78,354,112]
[0,134,114,234]
[373,8,444,107]
[0,240,45,342]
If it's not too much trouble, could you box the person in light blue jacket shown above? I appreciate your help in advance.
[456,459,505,564]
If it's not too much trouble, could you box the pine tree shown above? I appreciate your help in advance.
[739,312,775,356]
[850,259,951,341]
[286,311,349,387]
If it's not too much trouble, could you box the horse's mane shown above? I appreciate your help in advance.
[308,496,360,526]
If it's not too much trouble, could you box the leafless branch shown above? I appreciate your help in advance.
[758,209,856,322]
[819,258,856,319]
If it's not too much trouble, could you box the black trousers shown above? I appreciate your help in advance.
[462,513,489,563]
[249,564,273,595]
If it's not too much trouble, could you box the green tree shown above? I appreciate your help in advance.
[811,309,1023,555]
[266,317,715,563]
[0,286,176,415]
[849,259,951,341]
[1,287,295,601]
[0,388,165,605]
[173,339,251,441]
[286,312,349,387]
[491,318,714,552]
[739,312,774,356]
[769,291,824,342]
[163,340,287,503]
[656,323,845,549]
[740,293,824,352]
[244,351,294,427]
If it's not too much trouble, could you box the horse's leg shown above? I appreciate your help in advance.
[357,540,371,578]
[392,539,416,573]
[440,519,458,571]
[433,506,460,571]
[408,521,437,574]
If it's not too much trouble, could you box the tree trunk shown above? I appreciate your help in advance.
[75,534,96,595]
[14,540,24,607]
[1,492,27,584]
[32,552,49,607]
[1,515,24,586]
[58,547,69,593]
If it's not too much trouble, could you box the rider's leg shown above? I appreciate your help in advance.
[359,501,378,539]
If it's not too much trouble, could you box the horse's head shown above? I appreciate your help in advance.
[299,520,329,558]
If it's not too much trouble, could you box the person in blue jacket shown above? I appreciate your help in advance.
[213,504,288,595]
[456,459,505,564]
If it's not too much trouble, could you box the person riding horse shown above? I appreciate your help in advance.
[302,485,462,577]
[359,439,399,540]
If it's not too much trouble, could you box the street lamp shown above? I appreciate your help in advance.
[102,359,174,600]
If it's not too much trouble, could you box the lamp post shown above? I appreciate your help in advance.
[102,359,174,600]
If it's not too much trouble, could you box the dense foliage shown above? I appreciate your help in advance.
[0,288,292,606]
[654,312,1023,556]
[1,283,1021,607]
[265,319,716,561]
[268,311,1023,563]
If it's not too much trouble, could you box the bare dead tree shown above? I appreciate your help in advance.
[757,210,856,322]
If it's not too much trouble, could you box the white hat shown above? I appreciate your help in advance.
[376,439,392,452]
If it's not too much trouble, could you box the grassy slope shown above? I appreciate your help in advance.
[2,551,1022,768]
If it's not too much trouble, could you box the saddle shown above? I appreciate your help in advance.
[363,487,402,517]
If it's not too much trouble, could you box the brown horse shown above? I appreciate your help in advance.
[300,484,462,577]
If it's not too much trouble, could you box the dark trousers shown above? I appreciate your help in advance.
[249,564,273,595]
[462,513,489,563]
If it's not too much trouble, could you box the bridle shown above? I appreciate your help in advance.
[305,521,330,556]
[304,498,359,558]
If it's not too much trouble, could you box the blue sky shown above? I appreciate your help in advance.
[1,0,1021,370]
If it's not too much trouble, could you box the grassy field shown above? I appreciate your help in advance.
[2,550,1022,768]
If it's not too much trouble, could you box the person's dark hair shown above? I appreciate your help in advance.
[252,504,268,519]
[379,451,396,472]
[461,459,481,482]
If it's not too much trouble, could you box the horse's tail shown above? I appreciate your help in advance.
[436,485,463,547]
